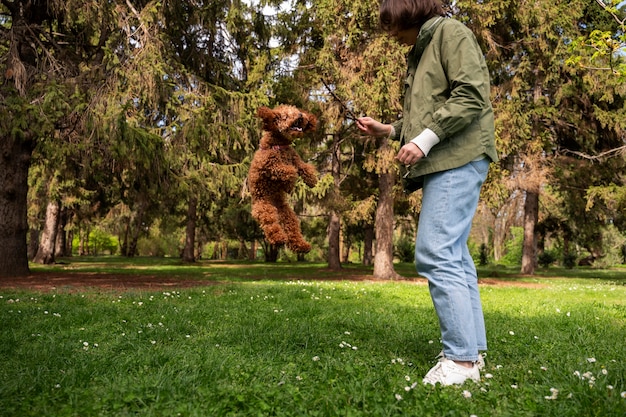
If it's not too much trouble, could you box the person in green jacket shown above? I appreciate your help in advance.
[357,0,498,386]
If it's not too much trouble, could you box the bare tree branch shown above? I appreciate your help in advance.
[595,0,626,26]
[562,145,626,161]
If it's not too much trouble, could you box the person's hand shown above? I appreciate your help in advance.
[356,117,393,137]
[396,142,425,165]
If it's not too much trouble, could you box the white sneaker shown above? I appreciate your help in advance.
[436,350,485,370]
[423,357,480,386]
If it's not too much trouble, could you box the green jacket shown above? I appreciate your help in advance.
[391,17,498,191]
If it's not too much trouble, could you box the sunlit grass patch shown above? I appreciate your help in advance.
[1,269,624,416]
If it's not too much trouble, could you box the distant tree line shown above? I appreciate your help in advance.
[1,0,625,278]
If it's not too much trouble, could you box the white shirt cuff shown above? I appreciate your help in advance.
[410,128,440,156]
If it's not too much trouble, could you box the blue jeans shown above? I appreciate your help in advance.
[414,158,490,362]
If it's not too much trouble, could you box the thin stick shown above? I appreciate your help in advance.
[320,78,360,122]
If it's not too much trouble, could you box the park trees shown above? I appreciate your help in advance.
[456,0,626,273]
[158,0,271,262]
[2,0,625,278]
[1,0,272,275]
[0,0,121,277]
[294,0,406,276]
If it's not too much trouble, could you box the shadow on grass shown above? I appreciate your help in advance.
[16,256,625,292]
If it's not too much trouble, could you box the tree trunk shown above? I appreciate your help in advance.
[182,196,197,263]
[0,134,34,277]
[66,229,74,257]
[221,240,228,260]
[363,223,374,266]
[212,239,220,259]
[248,240,257,260]
[341,233,351,263]
[327,136,342,270]
[28,228,40,261]
[264,244,279,262]
[79,225,90,256]
[120,219,130,256]
[127,205,145,257]
[328,210,342,270]
[373,170,401,279]
[521,190,539,274]
[33,200,61,265]
[54,206,68,257]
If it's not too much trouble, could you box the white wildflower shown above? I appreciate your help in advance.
[395,394,403,401]
[462,390,472,398]
[587,357,596,363]
[312,356,320,361]
[544,388,559,400]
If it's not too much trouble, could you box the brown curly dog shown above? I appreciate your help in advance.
[248,105,318,253]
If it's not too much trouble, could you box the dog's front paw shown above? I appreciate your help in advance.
[304,177,318,188]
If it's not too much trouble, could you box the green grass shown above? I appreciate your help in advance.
[1,259,625,416]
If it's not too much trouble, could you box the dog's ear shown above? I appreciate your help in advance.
[257,106,277,130]
[257,106,275,121]
[304,112,317,132]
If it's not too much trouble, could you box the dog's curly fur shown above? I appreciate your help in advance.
[248,105,318,253]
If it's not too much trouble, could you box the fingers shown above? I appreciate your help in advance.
[396,142,424,165]
[356,117,373,133]
[356,117,387,137]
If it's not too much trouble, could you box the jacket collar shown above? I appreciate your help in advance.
[408,16,445,66]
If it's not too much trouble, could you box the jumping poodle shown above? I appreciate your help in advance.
[248,105,318,253]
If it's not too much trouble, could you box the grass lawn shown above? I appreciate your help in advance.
[0,258,624,416]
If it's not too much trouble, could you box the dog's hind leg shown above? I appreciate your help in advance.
[278,203,311,253]
[252,199,287,246]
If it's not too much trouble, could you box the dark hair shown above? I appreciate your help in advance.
[379,0,445,32]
